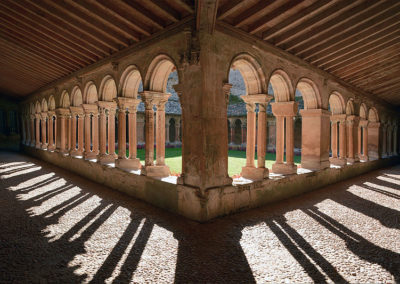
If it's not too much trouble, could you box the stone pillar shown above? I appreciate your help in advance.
[329,114,347,166]
[387,126,393,156]
[115,98,141,170]
[257,103,268,169]
[40,112,47,149]
[140,91,170,177]
[331,120,338,158]
[30,115,35,146]
[381,124,387,157]
[271,101,298,175]
[82,104,99,159]
[244,103,256,168]
[69,107,84,157]
[55,108,69,155]
[77,113,84,155]
[21,115,26,144]
[368,122,380,160]
[175,120,180,142]
[346,115,356,164]
[229,122,234,144]
[97,101,117,164]
[393,126,398,155]
[48,112,55,151]
[359,120,369,161]
[70,114,77,152]
[35,114,41,149]
[242,123,246,144]
[299,109,330,171]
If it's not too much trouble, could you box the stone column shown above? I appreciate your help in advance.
[271,101,298,175]
[381,124,387,157]
[368,122,380,160]
[48,112,55,150]
[299,109,330,171]
[339,118,347,162]
[69,107,84,157]
[229,121,234,144]
[82,104,99,159]
[346,115,355,164]
[331,120,338,158]
[387,126,393,156]
[35,114,41,149]
[359,120,369,161]
[97,101,117,164]
[30,115,35,146]
[70,114,77,153]
[40,112,47,149]
[393,126,398,155]
[257,103,268,168]
[77,113,84,155]
[244,102,256,168]
[21,115,26,144]
[115,98,141,170]
[329,114,347,166]
[242,123,246,145]
[357,123,362,158]
[175,120,180,143]
[55,108,69,155]
[140,91,170,177]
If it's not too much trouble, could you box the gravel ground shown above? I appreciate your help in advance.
[0,151,399,283]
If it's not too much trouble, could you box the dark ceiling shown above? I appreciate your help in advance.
[0,0,399,106]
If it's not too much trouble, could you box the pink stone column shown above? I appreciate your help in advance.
[339,119,347,161]
[144,101,154,167]
[108,108,116,157]
[285,115,295,165]
[388,127,392,155]
[347,117,355,163]
[84,113,91,154]
[60,115,66,154]
[393,126,398,155]
[357,125,362,157]
[331,121,338,158]
[382,124,387,156]
[257,103,267,168]
[41,114,47,149]
[363,125,368,160]
[71,115,77,151]
[92,112,99,155]
[156,101,167,166]
[245,104,256,168]
[275,115,285,164]
[67,115,72,151]
[118,108,126,159]
[368,122,380,160]
[30,115,35,146]
[78,114,84,154]
[128,109,137,159]
[99,107,107,157]
[35,114,41,148]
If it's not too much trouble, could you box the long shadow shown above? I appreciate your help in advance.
[0,164,39,175]
[304,206,400,282]
[267,217,347,283]
[361,184,400,200]
[29,184,75,203]
[17,176,61,193]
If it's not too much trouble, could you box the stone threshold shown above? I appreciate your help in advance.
[22,145,399,222]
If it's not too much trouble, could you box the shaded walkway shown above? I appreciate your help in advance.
[0,151,399,283]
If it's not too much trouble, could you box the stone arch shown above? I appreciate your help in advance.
[35,101,41,113]
[295,78,320,109]
[48,96,56,111]
[359,103,368,119]
[99,75,117,101]
[71,86,83,107]
[144,54,178,92]
[41,98,48,112]
[119,65,142,98]
[328,91,345,114]
[60,90,70,108]
[368,107,379,122]
[268,69,294,102]
[83,81,98,104]
[345,99,355,115]
[228,53,266,95]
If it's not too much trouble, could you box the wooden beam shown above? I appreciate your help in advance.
[233,1,279,28]
[116,0,165,30]
[349,61,400,84]
[217,0,244,20]
[139,0,180,22]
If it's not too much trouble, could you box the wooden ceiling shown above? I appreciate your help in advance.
[0,0,194,97]
[217,0,400,106]
[1,0,399,107]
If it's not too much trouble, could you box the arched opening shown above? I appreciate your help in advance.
[367,107,380,160]
[35,101,41,148]
[82,82,99,159]
[234,119,242,145]
[41,99,48,146]
[328,92,346,166]
[143,55,181,177]
[169,118,176,142]
[359,103,368,158]
[70,86,84,157]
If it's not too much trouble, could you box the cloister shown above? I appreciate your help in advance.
[1,1,400,222]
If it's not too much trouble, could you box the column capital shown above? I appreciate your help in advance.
[330,113,346,123]
[271,101,298,117]
[116,97,141,110]
[241,94,274,105]
[40,112,48,119]
[69,106,84,115]
[97,101,117,111]
[56,108,70,117]
[369,122,381,128]
[47,111,55,118]
[82,103,99,114]
[140,91,171,107]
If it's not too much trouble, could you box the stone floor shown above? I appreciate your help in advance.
[0,151,399,283]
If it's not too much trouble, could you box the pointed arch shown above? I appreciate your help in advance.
[99,75,117,101]
[119,65,142,98]
[368,107,379,122]
[345,99,355,115]
[145,54,177,92]
[35,101,41,113]
[41,98,48,112]
[359,103,368,119]
[83,81,98,104]
[269,69,294,102]
[328,91,345,114]
[71,86,83,107]
[48,96,56,111]
[228,53,266,95]
[60,90,70,108]
[295,78,321,109]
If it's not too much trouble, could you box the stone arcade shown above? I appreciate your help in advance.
[1,1,399,222]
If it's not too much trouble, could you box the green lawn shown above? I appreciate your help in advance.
[128,148,300,176]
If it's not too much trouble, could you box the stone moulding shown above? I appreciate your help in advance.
[23,145,399,222]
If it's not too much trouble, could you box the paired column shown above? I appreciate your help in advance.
[55,108,70,155]
[329,114,347,166]
[359,120,369,161]
[40,112,48,149]
[69,107,85,157]
[30,115,35,146]
[47,111,56,151]
[83,104,99,160]
[346,115,359,164]
[299,109,330,171]
[140,91,171,177]
[368,122,380,160]
[115,98,141,170]
[381,124,388,157]
[241,94,273,180]
[271,101,298,175]
[35,113,41,149]
[97,101,117,164]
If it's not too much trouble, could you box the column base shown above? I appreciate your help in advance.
[41,143,48,150]
[85,151,99,160]
[70,149,83,157]
[359,155,369,162]
[241,166,269,181]
[329,157,347,167]
[35,143,41,149]
[115,158,142,170]
[346,158,356,165]
[301,160,330,171]
[142,165,170,177]
[98,154,116,164]
[47,145,56,151]
[272,163,297,175]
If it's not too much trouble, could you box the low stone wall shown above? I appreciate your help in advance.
[23,145,399,222]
